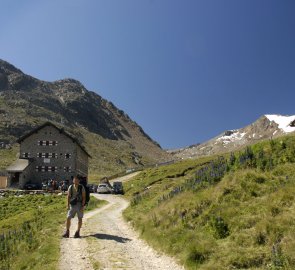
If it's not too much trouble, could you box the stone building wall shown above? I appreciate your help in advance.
[19,125,88,186]
[75,145,88,177]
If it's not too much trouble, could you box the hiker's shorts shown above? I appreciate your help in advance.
[67,202,84,219]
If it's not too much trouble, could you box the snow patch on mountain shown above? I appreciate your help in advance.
[170,114,295,161]
[265,115,295,133]
[217,131,246,145]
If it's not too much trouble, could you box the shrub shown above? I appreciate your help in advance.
[210,216,230,239]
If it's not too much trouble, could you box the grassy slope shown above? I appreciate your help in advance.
[0,146,19,171]
[84,131,155,181]
[123,135,295,269]
[0,193,105,270]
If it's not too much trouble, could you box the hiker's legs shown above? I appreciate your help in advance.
[62,217,72,237]
[76,204,84,233]
[77,218,83,231]
[73,218,83,238]
[66,217,71,230]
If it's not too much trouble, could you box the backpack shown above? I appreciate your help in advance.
[79,178,90,206]
[70,183,90,206]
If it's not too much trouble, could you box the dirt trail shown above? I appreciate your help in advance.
[59,173,184,270]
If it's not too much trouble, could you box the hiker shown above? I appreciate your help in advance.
[61,181,67,193]
[62,176,86,238]
[52,179,57,190]
[47,179,52,191]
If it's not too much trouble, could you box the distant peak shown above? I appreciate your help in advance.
[265,114,295,133]
[0,59,23,74]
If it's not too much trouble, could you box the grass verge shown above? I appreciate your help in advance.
[123,134,295,269]
[0,193,105,270]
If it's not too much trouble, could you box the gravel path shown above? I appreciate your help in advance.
[59,174,184,270]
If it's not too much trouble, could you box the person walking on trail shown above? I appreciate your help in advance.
[62,176,86,238]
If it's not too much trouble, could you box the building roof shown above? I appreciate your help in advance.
[6,159,29,172]
[17,122,91,158]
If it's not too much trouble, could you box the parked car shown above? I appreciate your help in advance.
[93,184,98,193]
[23,183,40,190]
[42,183,48,191]
[88,184,93,193]
[112,181,124,195]
[97,183,113,194]
[88,184,98,193]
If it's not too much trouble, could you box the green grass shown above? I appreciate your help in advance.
[123,134,295,269]
[87,194,108,211]
[0,194,66,270]
[0,193,105,270]
[0,146,19,171]
[84,130,156,179]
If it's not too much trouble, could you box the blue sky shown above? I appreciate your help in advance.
[1,0,295,149]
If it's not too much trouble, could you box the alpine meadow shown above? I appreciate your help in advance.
[123,134,295,269]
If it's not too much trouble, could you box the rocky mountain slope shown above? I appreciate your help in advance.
[170,114,295,159]
[0,59,169,176]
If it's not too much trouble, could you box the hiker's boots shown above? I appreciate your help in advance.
[74,231,80,238]
[62,230,80,238]
[62,230,69,238]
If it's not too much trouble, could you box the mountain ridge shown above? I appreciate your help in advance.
[0,59,169,176]
[170,114,295,160]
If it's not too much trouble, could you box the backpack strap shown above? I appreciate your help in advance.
[78,184,82,195]
[70,184,73,198]
[70,184,81,198]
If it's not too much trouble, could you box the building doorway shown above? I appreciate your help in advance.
[10,172,20,187]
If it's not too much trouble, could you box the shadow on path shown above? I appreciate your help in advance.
[83,233,131,243]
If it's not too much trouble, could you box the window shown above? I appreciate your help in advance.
[37,153,57,158]
[22,153,30,158]
[49,141,58,146]
[64,166,71,172]
[37,141,58,146]
[35,166,58,172]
